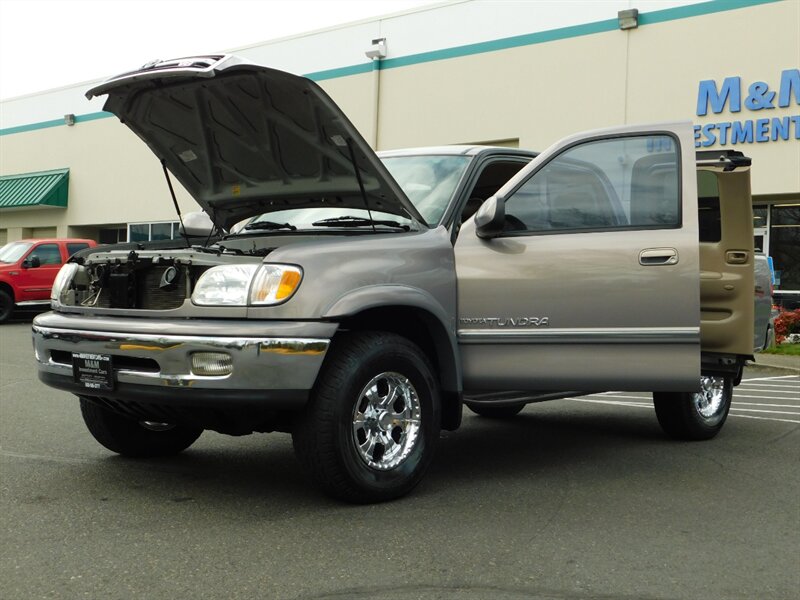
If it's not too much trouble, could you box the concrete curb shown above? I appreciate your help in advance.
[747,353,800,374]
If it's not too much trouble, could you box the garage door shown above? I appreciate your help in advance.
[0,229,6,245]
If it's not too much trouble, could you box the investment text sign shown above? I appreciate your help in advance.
[694,68,799,147]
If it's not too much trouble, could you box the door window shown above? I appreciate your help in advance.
[66,243,89,256]
[29,244,62,265]
[504,135,680,234]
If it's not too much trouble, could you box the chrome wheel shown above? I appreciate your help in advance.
[653,375,732,441]
[352,371,422,471]
[692,375,727,423]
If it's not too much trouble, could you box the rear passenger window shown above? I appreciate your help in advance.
[504,135,680,234]
[30,244,62,265]
[67,243,89,256]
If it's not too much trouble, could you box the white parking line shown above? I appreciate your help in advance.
[572,380,800,425]
[729,414,800,424]
[734,402,800,408]
[744,375,799,382]
[738,383,800,389]
[567,398,651,408]
[735,394,800,400]
[729,407,800,416]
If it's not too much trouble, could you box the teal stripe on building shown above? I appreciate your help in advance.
[0,0,784,137]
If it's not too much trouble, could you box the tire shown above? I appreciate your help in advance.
[292,332,440,503]
[652,375,733,441]
[466,403,525,418]
[0,289,13,324]
[79,397,203,457]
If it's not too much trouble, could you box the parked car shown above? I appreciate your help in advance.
[0,238,96,323]
[753,254,775,351]
[32,56,755,502]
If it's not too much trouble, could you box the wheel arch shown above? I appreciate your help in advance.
[0,280,15,302]
[323,288,462,430]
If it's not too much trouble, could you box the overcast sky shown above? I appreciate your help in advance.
[0,0,440,100]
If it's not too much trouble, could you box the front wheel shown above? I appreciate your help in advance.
[80,397,203,457]
[0,289,13,323]
[292,332,440,503]
[653,375,733,441]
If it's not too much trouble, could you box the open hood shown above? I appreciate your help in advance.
[87,55,424,229]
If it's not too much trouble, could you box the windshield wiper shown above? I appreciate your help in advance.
[311,216,410,231]
[244,221,297,231]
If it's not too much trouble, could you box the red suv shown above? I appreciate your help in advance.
[0,238,97,323]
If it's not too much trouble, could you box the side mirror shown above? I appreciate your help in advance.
[474,196,506,239]
[179,211,216,237]
[22,256,41,269]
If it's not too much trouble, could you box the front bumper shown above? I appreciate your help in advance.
[32,312,335,409]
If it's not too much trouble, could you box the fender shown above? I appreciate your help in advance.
[323,284,462,396]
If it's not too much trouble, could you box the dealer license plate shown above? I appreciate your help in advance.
[72,352,114,390]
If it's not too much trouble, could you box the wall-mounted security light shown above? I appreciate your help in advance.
[618,9,639,30]
[365,38,387,60]
[64,114,76,126]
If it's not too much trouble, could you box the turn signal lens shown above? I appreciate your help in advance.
[276,270,302,300]
[250,265,303,305]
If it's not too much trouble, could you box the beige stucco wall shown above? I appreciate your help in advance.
[0,0,797,243]
[0,118,199,241]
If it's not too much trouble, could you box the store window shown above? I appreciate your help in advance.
[128,221,181,242]
[770,204,800,291]
[98,228,127,244]
[753,204,769,252]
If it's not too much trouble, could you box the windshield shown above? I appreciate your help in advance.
[382,155,470,224]
[238,154,470,234]
[244,208,412,231]
[0,242,33,263]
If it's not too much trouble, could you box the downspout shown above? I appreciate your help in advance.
[365,37,387,149]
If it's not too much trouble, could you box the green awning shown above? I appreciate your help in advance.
[0,168,69,210]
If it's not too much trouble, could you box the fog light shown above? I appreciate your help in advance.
[191,352,233,376]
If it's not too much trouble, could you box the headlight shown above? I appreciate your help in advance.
[50,263,79,304]
[191,264,303,306]
[191,264,258,306]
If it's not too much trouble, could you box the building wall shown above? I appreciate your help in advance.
[1,0,797,246]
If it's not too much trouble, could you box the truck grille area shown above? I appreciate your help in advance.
[94,267,190,310]
[77,259,210,310]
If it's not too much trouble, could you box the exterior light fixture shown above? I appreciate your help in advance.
[64,114,76,126]
[365,38,387,60]
[618,9,639,30]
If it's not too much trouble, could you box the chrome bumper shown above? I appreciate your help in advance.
[32,314,332,403]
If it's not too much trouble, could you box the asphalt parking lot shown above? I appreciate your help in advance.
[1,317,798,600]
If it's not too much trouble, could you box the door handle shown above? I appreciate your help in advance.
[639,248,679,266]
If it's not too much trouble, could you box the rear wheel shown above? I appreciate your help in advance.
[653,375,732,440]
[466,403,525,418]
[79,397,203,457]
[292,332,440,503]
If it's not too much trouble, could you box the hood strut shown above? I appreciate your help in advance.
[345,138,377,233]
[161,161,191,248]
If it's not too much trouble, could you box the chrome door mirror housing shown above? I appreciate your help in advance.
[474,195,506,239]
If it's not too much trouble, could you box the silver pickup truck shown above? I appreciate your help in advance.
[32,56,755,503]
